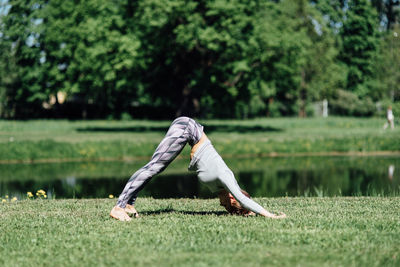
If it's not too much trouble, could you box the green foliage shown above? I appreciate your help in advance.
[374,25,400,101]
[40,0,141,116]
[0,0,399,118]
[330,89,376,116]
[378,99,400,117]
[371,0,400,30]
[0,0,45,118]
[340,0,380,96]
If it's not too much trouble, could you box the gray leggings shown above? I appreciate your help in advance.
[116,117,203,208]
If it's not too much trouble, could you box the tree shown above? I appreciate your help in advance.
[0,0,45,118]
[375,25,400,101]
[371,0,400,30]
[284,0,345,116]
[0,33,18,118]
[56,0,141,118]
[0,0,389,119]
[0,0,142,118]
[340,0,380,97]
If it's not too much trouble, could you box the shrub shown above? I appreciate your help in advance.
[329,89,375,116]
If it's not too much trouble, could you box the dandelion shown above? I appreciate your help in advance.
[5,195,8,199]
[108,194,114,199]
[37,189,46,195]
[27,192,34,198]
[36,189,47,199]
[11,197,17,202]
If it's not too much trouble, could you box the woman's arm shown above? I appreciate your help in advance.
[221,169,286,218]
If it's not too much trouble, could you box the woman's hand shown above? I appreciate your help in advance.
[244,211,256,217]
[261,210,286,219]
[271,212,286,219]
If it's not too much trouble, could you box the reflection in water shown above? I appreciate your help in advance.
[0,156,399,199]
[388,165,395,180]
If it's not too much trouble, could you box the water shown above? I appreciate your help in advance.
[1,156,399,199]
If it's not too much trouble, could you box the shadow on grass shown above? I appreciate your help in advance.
[76,124,282,134]
[141,208,227,216]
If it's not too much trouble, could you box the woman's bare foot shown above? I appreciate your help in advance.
[110,206,132,221]
[125,204,139,218]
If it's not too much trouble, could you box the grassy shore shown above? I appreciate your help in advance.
[0,197,399,266]
[0,117,399,162]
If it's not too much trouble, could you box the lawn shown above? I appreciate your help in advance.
[0,197,399,266]
[0,117,399,162]
[1,118,399,266]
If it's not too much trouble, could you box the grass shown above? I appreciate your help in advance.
[0,117,399,162]
[1,118,399,266]
[0,197,399,266]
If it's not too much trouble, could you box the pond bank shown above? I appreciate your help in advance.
[1,117,399,162]
[1,150,400,164]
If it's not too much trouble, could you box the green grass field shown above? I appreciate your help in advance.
[1,197,399,266]
[1,118,399,266]
[0,117,399,162]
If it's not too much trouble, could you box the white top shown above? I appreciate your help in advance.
[189,140,265,215]
[387,109,394,121]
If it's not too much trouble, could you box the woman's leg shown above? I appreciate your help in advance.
[384,121,389,129]
[116,117,202,208]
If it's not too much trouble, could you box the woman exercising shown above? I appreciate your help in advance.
[110,117,286,221]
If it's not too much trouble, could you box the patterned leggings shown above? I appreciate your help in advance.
[116,117,204,208]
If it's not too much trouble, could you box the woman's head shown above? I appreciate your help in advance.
[218,190,252,215]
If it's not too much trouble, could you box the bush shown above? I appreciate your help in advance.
[377,100,400,118]
[329,89,375,116]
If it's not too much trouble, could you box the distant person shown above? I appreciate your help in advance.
[110,117,286,221]
[383,106,395,130]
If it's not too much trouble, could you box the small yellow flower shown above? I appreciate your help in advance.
[11,197,17,202]
[37,189,46,195]
[44,195,47,198]
[108,194,114,199]
[1,199,6,203]
[27,192,34,198]
[5,195,8,199]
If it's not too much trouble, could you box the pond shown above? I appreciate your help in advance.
[1,155,399,199]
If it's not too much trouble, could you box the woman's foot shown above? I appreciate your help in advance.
[110,206,132,221]
[125,204,139,218]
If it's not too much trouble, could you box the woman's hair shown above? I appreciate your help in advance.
[219,190,252,216]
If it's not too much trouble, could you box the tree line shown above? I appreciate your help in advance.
[0,0,399,119]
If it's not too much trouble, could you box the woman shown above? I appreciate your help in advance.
[383,106,395,130]
[110,117,286,221]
